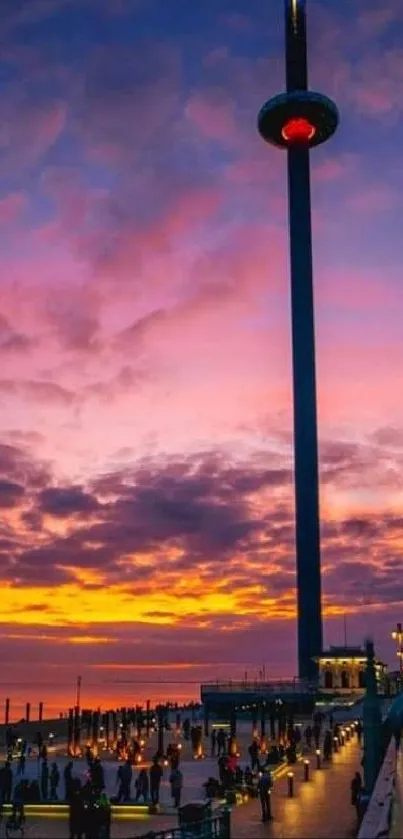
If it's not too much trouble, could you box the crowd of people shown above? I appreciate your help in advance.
[0,710,369,832]
[0,740,184,834]
[203,713,366,824]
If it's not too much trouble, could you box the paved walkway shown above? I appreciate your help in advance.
[6,736,363,838]
[231,737,362,839]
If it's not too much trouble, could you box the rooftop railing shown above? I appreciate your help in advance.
[201,678,314,694]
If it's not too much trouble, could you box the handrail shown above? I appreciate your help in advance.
[201,679,313,694]
[358,738,397,839]
[136,807,230,839]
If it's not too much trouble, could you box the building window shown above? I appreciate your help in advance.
[324,670,333,689]
[341,670,349,689]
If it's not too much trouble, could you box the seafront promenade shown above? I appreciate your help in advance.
[231,736,361,839]
[0,716,362,838]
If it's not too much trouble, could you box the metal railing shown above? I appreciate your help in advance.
[358,737,397,839]
[136,808,231,839]
[201,678,313,694]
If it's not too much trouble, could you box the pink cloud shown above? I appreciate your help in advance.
[0,101,66,171]
[317,268,397,311]
[220,12,255,33]
[34,103,66,146]
[185,94,238,145]
[356,5,401,36]
[72,41,181,164]
[347,184,398,214]
[313,154,357,184]
[347,50,403,118]
[0,192,26,224]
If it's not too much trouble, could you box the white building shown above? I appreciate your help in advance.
[315,646,387,694]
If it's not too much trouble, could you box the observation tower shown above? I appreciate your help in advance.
[257,0,339,681]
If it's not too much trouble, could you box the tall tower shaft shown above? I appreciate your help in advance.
[258,0,339,681]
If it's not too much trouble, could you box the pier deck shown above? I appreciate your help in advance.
[10,736,361,837]
[231,737,361,839]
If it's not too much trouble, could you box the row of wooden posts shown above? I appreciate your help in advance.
[4,698,44,726]
[66,702,170,757]
[203,703,296,739]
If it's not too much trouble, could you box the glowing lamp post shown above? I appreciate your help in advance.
[315,748,321,769]
[303,759,310,781]
[258,0,339,681]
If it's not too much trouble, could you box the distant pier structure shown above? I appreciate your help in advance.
[201,679,316,736]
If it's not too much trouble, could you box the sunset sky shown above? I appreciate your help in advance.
[0,0,403,717]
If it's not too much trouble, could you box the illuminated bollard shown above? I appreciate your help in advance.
[287,771,294,797]
[340,729,345,746]
[303,759,310,781]
[333,737,339,753]
[316,749,321,769]
[345,727,351,741]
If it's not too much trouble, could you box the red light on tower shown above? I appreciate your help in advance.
[282,117,316,144]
